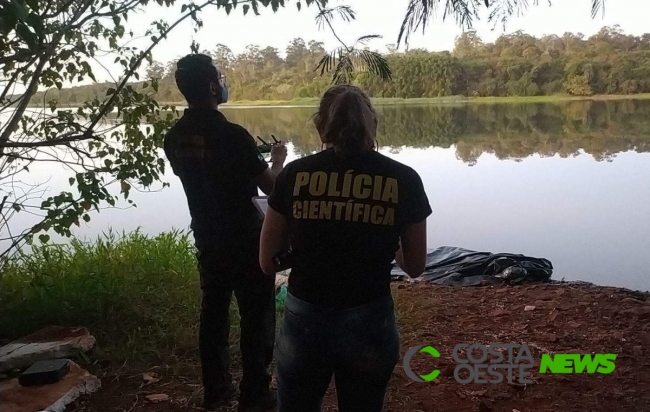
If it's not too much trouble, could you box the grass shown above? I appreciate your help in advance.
[0,230,202,360]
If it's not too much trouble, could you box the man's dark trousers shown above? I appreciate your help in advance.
[198,243,276,403]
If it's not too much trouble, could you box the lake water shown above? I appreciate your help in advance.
[6,100,650,291]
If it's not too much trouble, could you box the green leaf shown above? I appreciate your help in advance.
[296,1,301,11]
[243,4,250,15]
[12,203,21,212]
[1,6,18,35]
[11,0,29,20]
[25,0,38,12]
[15,22,37,50]
[106,87,116,96]
[39,234,50,243]
[69,177,75,185]
[26,13,43,35]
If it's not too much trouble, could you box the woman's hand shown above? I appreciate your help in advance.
[397,220,427,279]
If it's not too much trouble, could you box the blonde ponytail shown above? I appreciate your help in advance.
[314,85,378,157]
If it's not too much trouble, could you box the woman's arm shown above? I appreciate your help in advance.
[259,207,289,275]
[396,219,427,278]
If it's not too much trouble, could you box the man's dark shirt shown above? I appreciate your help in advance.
[164,108,268,252]
[268,149,432,308]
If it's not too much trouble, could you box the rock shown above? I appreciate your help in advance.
[0,361,100,412]
[620,307,650,320]
[524,305,536,312]
[490,309,509,317]
[621,297,645,305]
[0,326,96,373]
[478,399,493,412]
[146,393,170,403]
[142,372,160,384]
[442,364,456,377]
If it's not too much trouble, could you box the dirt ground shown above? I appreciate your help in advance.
[70,282,650,412]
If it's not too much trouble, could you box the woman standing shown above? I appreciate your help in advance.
[259,84,431,412]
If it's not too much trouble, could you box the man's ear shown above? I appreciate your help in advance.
[209,81,220,97]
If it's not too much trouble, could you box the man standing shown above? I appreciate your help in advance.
[164,54,287,412]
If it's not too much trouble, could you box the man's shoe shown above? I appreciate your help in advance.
[237,389,277,412]
[202,383,239,410]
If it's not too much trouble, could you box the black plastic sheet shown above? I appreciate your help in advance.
[391,246,553,286]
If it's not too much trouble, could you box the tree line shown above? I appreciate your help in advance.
[30,26,650,106]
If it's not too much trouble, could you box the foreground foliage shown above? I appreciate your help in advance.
[0,230,200,358]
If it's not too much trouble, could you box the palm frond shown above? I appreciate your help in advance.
[355,35,383,46]
[488,0,538,30]
[398,0,436,48]
[335,5,356,21]
[332,53,355,84]
[315,5,356,30]
[314,4,389,84]
[399,0,606,47]
[351,50,392,81]
[443,0,480,29]
[315,47,345,76]
[591,0,605,18]
[316,47,391,84]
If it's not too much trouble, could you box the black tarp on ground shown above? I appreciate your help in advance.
[391,246,553,286]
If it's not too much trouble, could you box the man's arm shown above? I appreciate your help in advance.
[253,143,287,195]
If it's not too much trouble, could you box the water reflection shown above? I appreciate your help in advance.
[222,99,650,163]
[7,100,650,291]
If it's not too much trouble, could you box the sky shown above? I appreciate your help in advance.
[123,0,648,67]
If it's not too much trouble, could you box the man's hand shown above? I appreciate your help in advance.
[270,142,288,171]
[253,140,287,195]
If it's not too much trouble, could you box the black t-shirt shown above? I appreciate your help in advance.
[164,108,268,252]
[268,149,432,308]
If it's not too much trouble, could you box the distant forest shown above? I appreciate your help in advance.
[31,26,650,105]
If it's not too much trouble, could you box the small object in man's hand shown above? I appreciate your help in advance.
[257,136,273,154]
